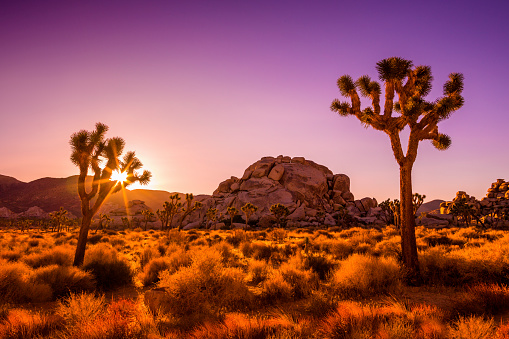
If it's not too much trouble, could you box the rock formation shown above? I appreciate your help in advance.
[179,155,378,229]
[437,179,509,227]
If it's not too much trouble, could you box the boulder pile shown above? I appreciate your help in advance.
[437,179,509,227]
[180,155,379,229]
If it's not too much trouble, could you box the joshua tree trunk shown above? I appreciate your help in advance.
[399,162,419,281]
[74,211,93,267]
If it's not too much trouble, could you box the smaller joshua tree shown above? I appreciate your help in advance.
[142,210,155,231]
[156,205,170,230]
[178,193,202,231]
[241,203,258,228]
[206,207,219,229]
[270,203,290,227]
[227,206,238,227]
[166,194,183,231]
[412,193,426,215]
[49,207,68,232]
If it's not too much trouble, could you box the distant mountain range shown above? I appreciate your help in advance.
[0,174,171,216]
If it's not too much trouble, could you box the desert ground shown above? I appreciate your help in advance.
[1,223,509,338]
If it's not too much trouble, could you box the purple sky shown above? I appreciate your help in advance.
[1,0,508,203]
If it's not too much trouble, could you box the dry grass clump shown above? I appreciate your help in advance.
[0,260,53,304]
[330,253,401,298]
[57,293,155,338]
[453,283,509,317]
[447,315,495,339]
[420,244,509,286]
[32,265,96,298]
[156,247,253,329]
[0,308,63,339]
[22,246,74,268]
[317,300,446,339]
[141,248,191,286]
[186,312,313,339]
[246,259,270,285]
[261,255,318,303]
[83,243,133,290]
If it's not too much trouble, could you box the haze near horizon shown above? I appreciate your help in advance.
[1,0,508,203]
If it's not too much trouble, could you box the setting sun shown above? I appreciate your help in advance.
[111,170,128,183]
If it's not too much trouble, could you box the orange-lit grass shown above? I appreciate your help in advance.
[0,308,63,339]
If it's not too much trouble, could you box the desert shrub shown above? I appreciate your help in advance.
[109,238,126,247]
[241,241,274,261]
[27,239,39,247]
[32,265,96,298]
[83,244,133,290]
[65,298,149,339]
[87,234,103,244]
[420,245,509,286]
[373,237,401,257]
[225,229,251,247]
[56,292,105,326]
[261,256,318,302]
[453,283,509,317]
[353,242,373,254]
[156,247,253,328]
[0,309,63,339]
[139,247,161,269]
[188,312,311,339]
[447,315,495,339]
[239,241,253,257]
[260,273,293,303]
[327,239,354,259]
[212,242,236,265]
[141,249,191,286]
[303,254,335,280]
[0,261,52,304]
[247,259,270,285]
[23,246,74,268]
[330,254,401,298]
[0,250,22,262]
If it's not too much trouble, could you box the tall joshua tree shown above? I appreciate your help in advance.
[70,122,151,266]
[331,57,464,279]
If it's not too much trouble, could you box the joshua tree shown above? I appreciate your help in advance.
[141,210,155,231]
[70,122,151,266]
[270,203,290,227]
[206,207,219,229]
[412,193,426,215]
[331,57,464,279]
[241,203,258,228]
[49,207,68,232]
[227,206,238,227]
[156,205,170,230]
[177,193,202,231]
[165,194,183,230]
[94,213,112,233]
[121,216,130,229]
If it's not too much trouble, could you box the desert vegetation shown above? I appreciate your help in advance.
[1,224,509,338]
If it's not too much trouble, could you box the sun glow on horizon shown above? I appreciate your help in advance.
[110,170,128,183]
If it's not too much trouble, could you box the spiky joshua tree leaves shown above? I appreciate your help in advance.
[331,57,464,281]
[70,122,151,266]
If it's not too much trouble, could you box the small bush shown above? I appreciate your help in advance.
[156,248,253,328]
[303,255,335,280]
[453,283,509,316]
[330,254,401,298]
[0,261,52,304]
[141,249,191,287]
[56,292,105,325]
[32,265,96,298]
[448,315,495,339]
[0,309,63,338]
[87,234,103,244]
[247,260,270,285]
[23,246,74,268]
[83,244,133,290]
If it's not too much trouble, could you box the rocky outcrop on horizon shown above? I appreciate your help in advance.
[436,179,509,227]
[178,155,379,229]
